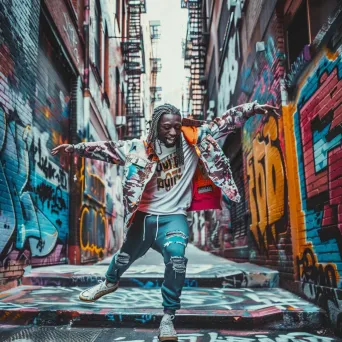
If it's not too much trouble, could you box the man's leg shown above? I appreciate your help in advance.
[105,211,153,283]
[79,211,153,302]
[151,214,189,314]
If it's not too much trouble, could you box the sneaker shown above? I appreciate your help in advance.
[158,314,177,341]
[79,280,119,302]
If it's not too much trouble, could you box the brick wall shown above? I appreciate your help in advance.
[0,0,124,288]
[198,0,342,334]
[282,4,342,333]
[0,0,41,289]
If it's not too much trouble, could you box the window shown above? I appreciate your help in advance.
[308,0,338,40]
[94,0,101,72]
[287,0,338,66]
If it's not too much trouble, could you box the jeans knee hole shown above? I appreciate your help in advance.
[115,252,130,267]
[169,256,187,274]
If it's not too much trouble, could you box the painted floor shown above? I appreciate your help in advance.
[22,245,279,289]
[0,286,324,330]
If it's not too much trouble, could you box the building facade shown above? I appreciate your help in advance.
[183,0,342,333]
[0,0,156,289]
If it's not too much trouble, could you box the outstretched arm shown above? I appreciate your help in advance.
[201,102,279,141]
[51,140,131,166]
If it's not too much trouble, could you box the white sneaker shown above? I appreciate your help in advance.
[158,314,178,341]
[79,280,119,302]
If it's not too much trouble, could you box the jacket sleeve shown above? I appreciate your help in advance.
[73,140,132,166]
[198,102,257,142]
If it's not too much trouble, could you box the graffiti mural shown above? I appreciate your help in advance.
[287,48,342,333]
[237,31,290,266]
[0,0,72,287]
[293,51,342,289]
[238,36,280,106]
[245,115,287,254]
[79,124,121,262]
[0,285,320,312]
[218,0,247,113]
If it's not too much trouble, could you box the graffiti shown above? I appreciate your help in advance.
[0,104,68,259]
[238,36,279,107]
[297,248,338,288]
[245,115,287,253]
[130,278,198,288]
[0,286,317,312]
[189,211,206,246]
[80,206,106,254]
[63,12,80,64]
[205,197,233,251]
[80,127,118,260]
[301,282,342,333]
[293,52,342,287]
[0,1,72,278]
[218,31,239,112]
[218,1,246,113]
[21,261,278,288]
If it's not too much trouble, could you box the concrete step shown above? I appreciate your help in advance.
[0,325,338,342]
[22,263,279,288]
[0,286,325,330]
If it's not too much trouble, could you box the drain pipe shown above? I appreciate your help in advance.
[83,0,90,141]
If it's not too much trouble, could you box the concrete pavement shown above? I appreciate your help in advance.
[22,244,279,288]
[0,244,337,339]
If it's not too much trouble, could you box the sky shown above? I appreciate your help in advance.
[146,0,188,108]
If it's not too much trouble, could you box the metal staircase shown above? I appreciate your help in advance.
[123,0,146,139]
[182,0,205,119]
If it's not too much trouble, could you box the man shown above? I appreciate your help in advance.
[51,102,278,341]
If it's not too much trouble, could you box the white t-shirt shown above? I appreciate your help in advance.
[138,135,199,215]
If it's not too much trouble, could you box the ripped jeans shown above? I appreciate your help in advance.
[105,211,189,314]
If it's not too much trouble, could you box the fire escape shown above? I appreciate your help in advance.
[182,0,205,119]
[123,0,146,139]
[150,21,162,106]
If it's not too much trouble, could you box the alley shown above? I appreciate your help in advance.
[0,245,337,341]
[1,0,342,340]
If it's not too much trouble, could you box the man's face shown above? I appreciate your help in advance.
[157,113,182,147]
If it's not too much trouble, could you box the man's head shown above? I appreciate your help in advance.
[149,103,182,147]
[148,103,184,164]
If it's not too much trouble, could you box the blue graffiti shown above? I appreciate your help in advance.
[294,54,342,286]
[105,312,123,322]
[135,314,153,324]
[313,123,342,173]
[0,104,69,257]
[240,36,279,105]
[130,278,198,288]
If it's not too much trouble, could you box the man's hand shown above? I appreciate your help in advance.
[51,144,74,156]
[254,103,280,117]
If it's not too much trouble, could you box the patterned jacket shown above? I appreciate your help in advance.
[73,102,256,236]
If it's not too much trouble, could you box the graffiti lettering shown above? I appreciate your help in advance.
[63,12,80,64]
[246,116,287,252]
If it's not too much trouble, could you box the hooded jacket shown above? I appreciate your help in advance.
[73,102,256,237]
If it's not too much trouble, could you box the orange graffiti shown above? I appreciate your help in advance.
[80,206,106,254]
[247,116,286,249]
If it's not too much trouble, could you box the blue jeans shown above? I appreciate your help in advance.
[106,211,189,314]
